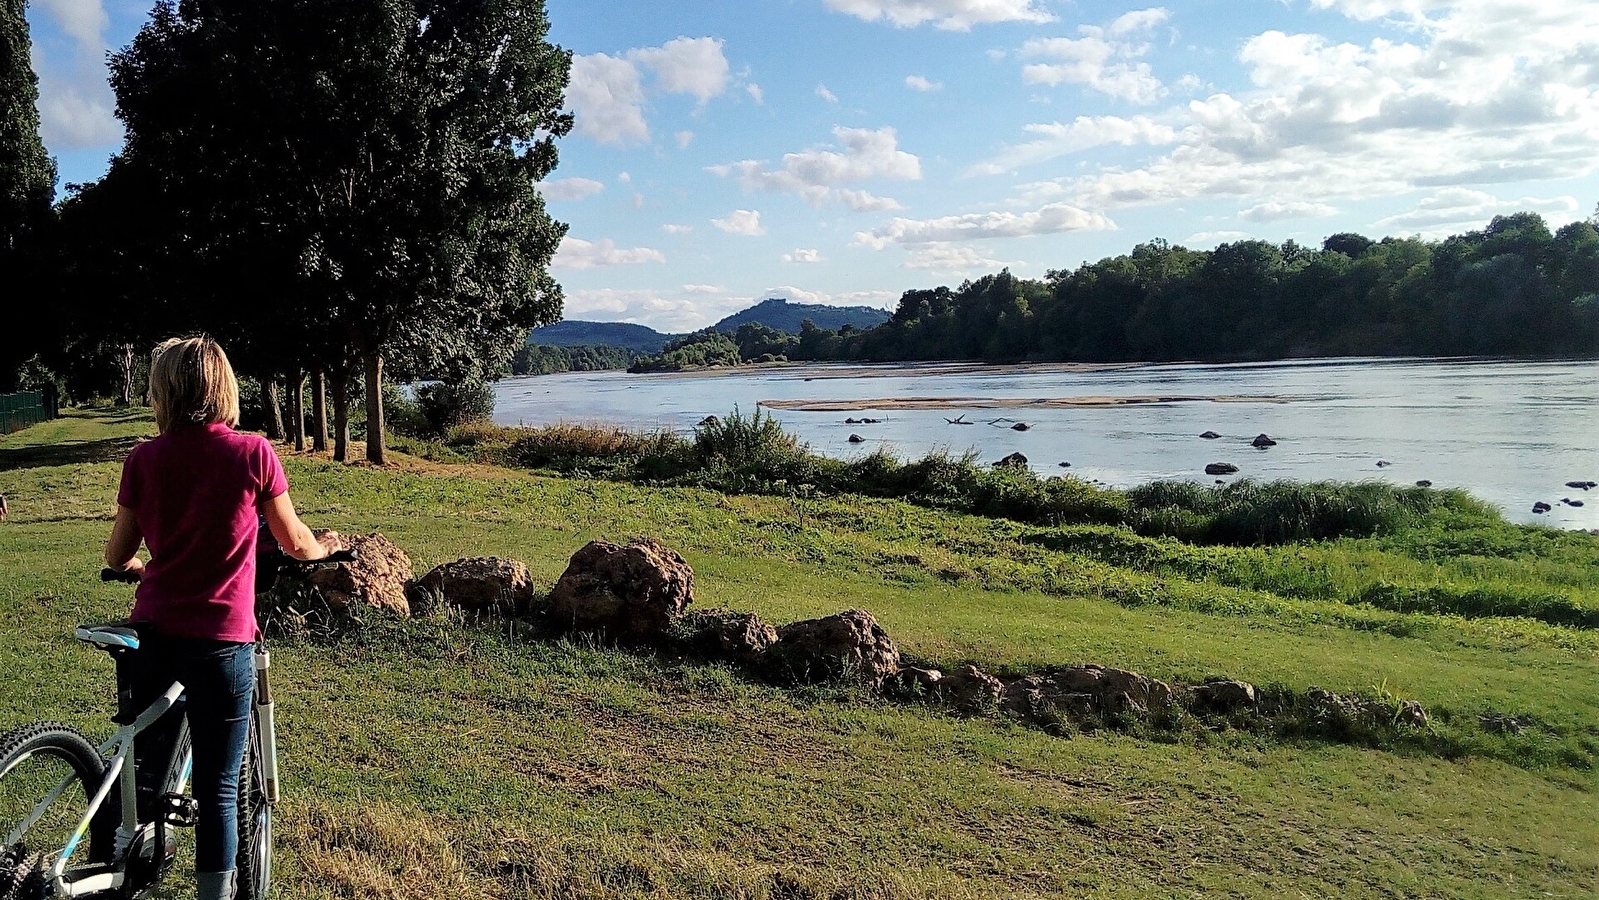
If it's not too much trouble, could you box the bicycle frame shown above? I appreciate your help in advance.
[8,681,190,898]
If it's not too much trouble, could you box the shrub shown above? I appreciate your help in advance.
[1127,479,1461,545]
[416,380,495,434]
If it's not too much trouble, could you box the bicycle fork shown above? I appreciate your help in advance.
[253,648,280,805]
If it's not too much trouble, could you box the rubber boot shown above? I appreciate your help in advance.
[196,869,237,900]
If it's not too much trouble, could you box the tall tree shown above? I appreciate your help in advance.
[106,0,571,462]
[0,0,55,390]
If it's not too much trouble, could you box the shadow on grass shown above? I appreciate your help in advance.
[0,435,141,473]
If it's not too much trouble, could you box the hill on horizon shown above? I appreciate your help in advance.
[713,297,891,334]
[527,320,671,353]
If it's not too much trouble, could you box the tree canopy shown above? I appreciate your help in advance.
[0,0,56,391]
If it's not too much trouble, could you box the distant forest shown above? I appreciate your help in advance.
[512,344,638,376]
[630,212,1599,371]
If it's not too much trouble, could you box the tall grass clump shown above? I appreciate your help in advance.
[446,412,1514,547]
[1127,479,1491,545]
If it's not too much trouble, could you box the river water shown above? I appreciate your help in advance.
[493,357,1599,529]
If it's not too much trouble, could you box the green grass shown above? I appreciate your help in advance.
[3,409,1598,899]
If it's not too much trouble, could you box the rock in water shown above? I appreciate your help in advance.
[1058,461,1071,468]
[1532,502,1552,514]
[1376,460,1392,468]
[766,609,900,686]
[308,532,413,616]
[417,556,537,616]
[547,539,695,641]
[845,418,859,425]
[1205,462,1239,476]
[995,452,1029,469]
[1251,433,1277,447]
[1415,480,1432,487]
[1200,431,1221,440]
[1011,422,1031,431]
[848,433,865,443]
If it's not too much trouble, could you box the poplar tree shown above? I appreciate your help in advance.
[0,0,55,391]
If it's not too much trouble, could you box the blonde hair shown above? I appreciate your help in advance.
[149,336,240,434]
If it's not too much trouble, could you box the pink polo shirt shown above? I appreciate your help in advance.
[116,423,288,642]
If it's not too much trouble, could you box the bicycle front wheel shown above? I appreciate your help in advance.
[0,723,108,899]
[234,716,270,900]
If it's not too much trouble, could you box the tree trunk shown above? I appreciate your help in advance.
[289,369,307,452]
[262,377,285,441]
[118,344,135,406]
[310,368,329,452]
[331,364,350,462]
[363,353,385,465]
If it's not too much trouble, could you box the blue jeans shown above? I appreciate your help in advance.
[136,637,254,874]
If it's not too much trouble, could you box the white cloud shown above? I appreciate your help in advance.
[1109,8,1170,36]
[536,177,606,202]
[1184,230,1253,247]
[747,83,765,104]
[971,114,1179,175]
[816,84,840,103]
[675,130,695,149]
[901,245,1012,274]
[36,83,121,148]
[567,53,649,145]
[1238,200,1337,222]
[38,0,107,45]
[618,172,632,184]
[683,284,726,294]
[661,223,693,234]
[855,202,1114,248]
[905,75,943,92]
[824,0,1054,30]
[630,37,730,102]
[567,38,732,145]
[1042,3,1599,217]
[838,189,905,212]
[563,288,715,332]
[783,248,826,263]
[1373,189,1581,236]
[1020,34,1165,104]
[713,209,766,236]
[710,126,921,208]
[552,237,667,270]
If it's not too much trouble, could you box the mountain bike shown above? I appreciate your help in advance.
[0,550,354,899]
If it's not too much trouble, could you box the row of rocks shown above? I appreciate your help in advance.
[273,534,1442,742]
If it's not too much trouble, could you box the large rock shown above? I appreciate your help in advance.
[308,532,412,616]
[995,452,1029,469]
[1251,433,1277,448]
[1191,678,1257,712]
[766,609,900,686]
[1205,462,1239,476]
[939,664,1003,714]
[709,610,777,658]
[547,539,695,640]
[1001,665,1177,720]
[417,556,537,616]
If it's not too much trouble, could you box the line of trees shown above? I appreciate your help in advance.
[3,0,572,463]
[625,215,1597,375]
[829,218,1599,364]
[512,344,637,376]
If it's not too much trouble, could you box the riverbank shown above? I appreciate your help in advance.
[3,410,1597,898]
[760,394,1294,411]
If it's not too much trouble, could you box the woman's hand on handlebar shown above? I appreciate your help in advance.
[315,530,344,559]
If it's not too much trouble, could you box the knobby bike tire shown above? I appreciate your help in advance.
[234,715,271,900]
[0,723,107,900]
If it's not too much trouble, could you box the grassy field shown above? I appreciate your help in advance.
[2,410,1597,899]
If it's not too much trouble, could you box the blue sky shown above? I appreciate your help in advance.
[26,0,1599,331]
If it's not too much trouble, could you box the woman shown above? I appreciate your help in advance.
[105,337,339,900]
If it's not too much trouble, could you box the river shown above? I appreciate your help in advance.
[492,357,1599,529]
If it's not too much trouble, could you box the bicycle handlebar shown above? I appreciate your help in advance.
[100,549,357,584]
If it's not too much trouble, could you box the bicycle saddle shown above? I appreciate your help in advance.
[74,622,142,651]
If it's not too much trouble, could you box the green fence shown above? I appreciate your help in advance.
[0,391,51,435]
